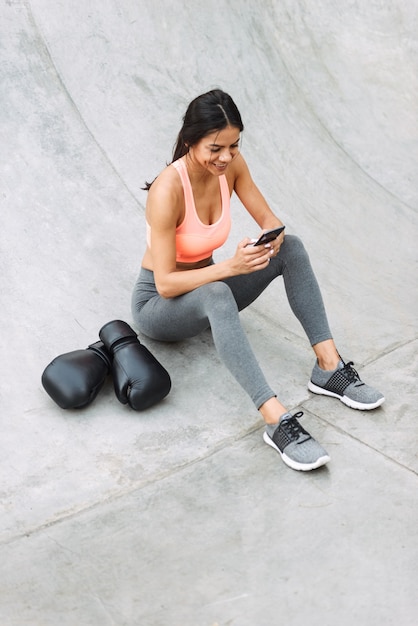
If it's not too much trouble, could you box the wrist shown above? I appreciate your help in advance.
[224,257,238,278]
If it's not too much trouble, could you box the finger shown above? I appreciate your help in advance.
[242,237,258,248]
[253,249,272,267]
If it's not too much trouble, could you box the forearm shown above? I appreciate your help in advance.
[255,208,284,231]
[155,258,235,298]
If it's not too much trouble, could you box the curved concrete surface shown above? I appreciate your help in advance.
[1,1,417,624]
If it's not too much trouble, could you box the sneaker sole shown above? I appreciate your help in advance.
[308,381,385,410]
[263,432,330,472]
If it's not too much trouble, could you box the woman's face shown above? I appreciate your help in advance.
[188,125,241,175]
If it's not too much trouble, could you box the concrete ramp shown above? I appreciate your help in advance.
[1,1,417,624]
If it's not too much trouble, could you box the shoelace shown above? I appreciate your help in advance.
[341,361,364,387]
[281,411,312,444]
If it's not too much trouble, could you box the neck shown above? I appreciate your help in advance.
[183,153,214,184]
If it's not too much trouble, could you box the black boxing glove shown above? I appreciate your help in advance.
[41,341,111,409]
[99,320,171,410]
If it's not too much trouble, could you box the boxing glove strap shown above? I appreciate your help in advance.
[99,320,139,353]
[87,341,112,371]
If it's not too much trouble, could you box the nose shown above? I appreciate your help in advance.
[219,149,233,163]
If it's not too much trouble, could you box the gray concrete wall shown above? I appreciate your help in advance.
[1,1,417,624]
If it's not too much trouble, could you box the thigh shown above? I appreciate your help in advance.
[137,292,212,341]
[133,267,246,342]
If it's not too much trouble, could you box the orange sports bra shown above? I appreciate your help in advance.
[146,158,231,263]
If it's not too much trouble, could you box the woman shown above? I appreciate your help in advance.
[132,89,384,472]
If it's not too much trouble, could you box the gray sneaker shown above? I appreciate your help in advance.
[308,359,385,410]
[263,412,330,471]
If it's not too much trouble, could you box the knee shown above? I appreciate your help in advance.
[281,234,309,262]
[198,281,237,312]
[201,280,234,300]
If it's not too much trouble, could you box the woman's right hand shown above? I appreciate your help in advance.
[230,238,274,275]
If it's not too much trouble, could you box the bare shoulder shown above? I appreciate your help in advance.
[226,153,254,190]
[146,164,183,227]
[148,164,182,202]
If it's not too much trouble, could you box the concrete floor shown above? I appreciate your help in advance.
[1,1,417,624]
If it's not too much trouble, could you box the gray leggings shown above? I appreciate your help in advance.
[131,235,332,408]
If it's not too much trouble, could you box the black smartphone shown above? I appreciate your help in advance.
[252,226,285,246]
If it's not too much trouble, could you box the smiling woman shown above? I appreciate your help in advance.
[193,127,241,174]
[172,90,244,162]
[143,90,244,190]
[131,88,384,472]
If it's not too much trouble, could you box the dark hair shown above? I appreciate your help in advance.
[143,89,244,190]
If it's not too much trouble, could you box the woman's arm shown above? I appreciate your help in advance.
[232,154,284,231]
[231,154,286,257]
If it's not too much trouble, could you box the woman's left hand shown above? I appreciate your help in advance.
[268,232,285,257]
